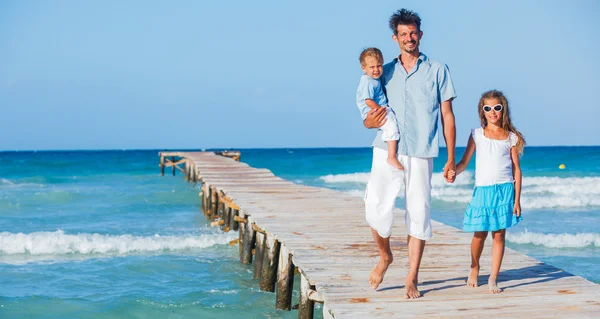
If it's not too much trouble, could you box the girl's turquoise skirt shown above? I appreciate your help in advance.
[463,182,522,232]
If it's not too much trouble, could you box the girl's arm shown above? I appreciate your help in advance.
[455,134,475,175]
[511,146,522,217]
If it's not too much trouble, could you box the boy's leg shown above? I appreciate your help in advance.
[380,108,403,170]
[364,147,403,290]
[386,140,404,170]
[468,231,488,287]
[489,229,506,293]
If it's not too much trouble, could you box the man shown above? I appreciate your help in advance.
[359,8,457,299]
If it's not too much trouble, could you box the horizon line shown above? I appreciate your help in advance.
[1,144,599,153]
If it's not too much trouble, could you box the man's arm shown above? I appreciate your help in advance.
[441,99,456,182]
[455,134,475,175]
[363,107,387,129]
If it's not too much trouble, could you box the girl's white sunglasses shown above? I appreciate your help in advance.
[483,104,503,113]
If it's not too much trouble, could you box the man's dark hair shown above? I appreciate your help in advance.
[389,9,421,35]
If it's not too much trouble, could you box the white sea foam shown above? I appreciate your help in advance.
[342,189,365,198]
[507,232,600,248]
[0,230,235,257]
[320,171,473,187]
[1,178,14,185]
[0,178,45,189]
[320,172,600,209]
[319,172,370,184]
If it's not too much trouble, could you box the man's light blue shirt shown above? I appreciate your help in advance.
[369,53,457,158]
[356,74,388,120]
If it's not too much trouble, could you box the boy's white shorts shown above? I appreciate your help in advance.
[381,107,400,141]
[364,147,433,240]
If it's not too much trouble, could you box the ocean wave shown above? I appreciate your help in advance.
[321,172,600,209]
[319,172,370,184]
[0,178,45,189]
[320,171,474,187]
[342,189,365,198]
[0,230,235,257]
[507,231,600,248]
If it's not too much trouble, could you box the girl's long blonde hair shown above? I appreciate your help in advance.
[478,90,526,154]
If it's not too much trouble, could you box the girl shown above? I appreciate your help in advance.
[454,90,526,294]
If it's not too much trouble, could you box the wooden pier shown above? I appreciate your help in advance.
[159,151,600,318]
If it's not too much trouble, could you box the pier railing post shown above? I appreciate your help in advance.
[259,236,280,292]
[276,245,294,310]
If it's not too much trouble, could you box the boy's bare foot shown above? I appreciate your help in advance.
[387,157,404,170]
[404,277,421,299]
[369,256,392,290]
[488,277,502,294]
[467,267,479,287]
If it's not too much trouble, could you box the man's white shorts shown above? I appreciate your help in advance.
[364,147,433,240]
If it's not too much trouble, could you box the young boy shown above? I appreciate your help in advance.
[356,47,403,170]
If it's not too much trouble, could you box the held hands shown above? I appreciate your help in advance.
[443,160,456,183]
[363,107,387,129]
[513,202,521,217]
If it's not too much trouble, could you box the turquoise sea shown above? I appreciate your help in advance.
[1,147,599,318]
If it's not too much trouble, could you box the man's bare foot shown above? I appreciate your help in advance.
[467,267,479,287]
[404,279,421,299]
[369,256,392,290]
[488,277,502,294]
[387,157,404,170]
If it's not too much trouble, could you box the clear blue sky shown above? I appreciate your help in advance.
[1,0,599,150]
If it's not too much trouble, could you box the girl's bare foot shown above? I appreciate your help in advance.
[387,157,404,170]
[369,256,392,290]
[467,267,479,287]
[488,277,502,294]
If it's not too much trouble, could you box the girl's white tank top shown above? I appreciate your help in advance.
[473,127,518,187]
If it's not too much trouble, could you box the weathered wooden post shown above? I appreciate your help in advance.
[259,236,280,292]
[160,154,165,176]
[202,183,209,216]
[210,186,218,219]
[203,183,211,217]
[171,156,176,176]
[299,273,315,319]
[276,245,294,310]
[253,229,266,279]
[217,192,225,221]
[192,164,198,182]
[238,214,254,264]
[199,189,204,212]
[222,202,231,232]
[230,208,239,231]
[184,159,189,182]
